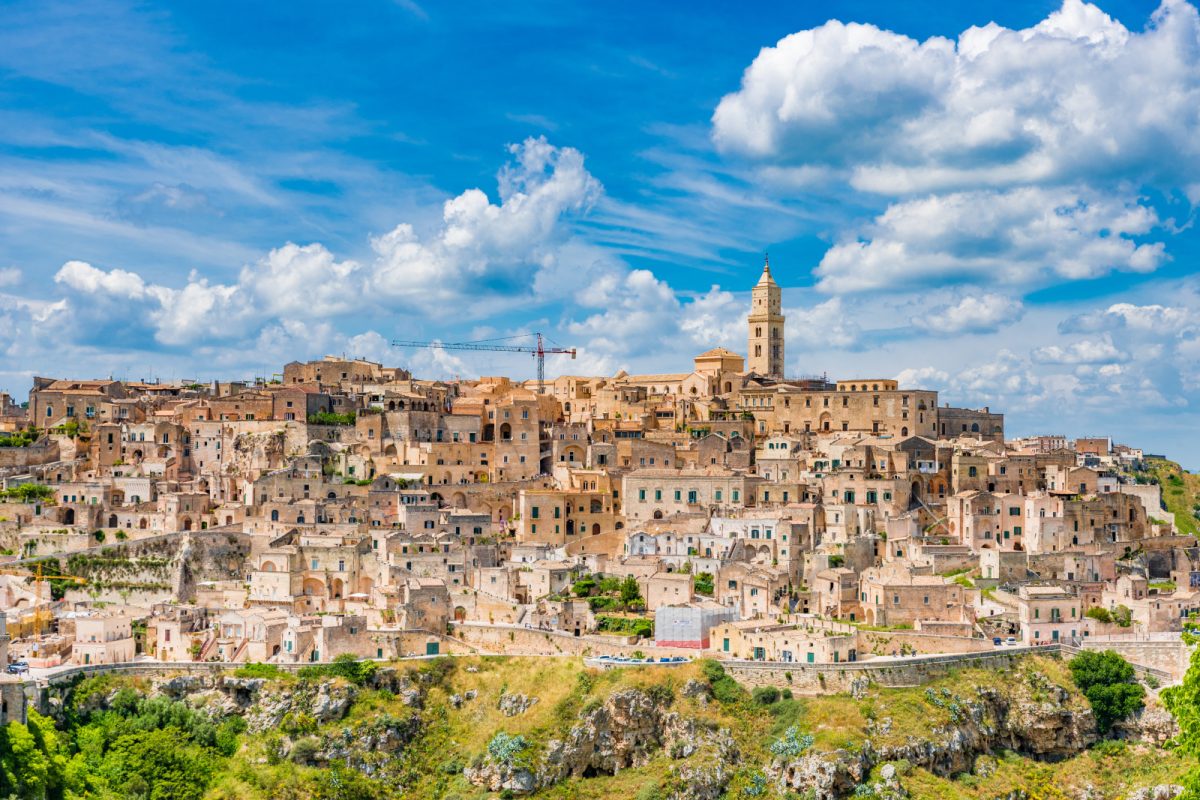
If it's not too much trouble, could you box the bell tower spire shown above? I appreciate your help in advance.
[747,254,785,377]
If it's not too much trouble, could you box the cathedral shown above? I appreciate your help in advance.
[747,256,785,378]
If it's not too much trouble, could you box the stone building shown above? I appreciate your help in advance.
[747,257,785,377]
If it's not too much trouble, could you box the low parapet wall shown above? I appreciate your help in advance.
[1074,638,1186,680]
[451,622,697,658]
[725,646,1061,694]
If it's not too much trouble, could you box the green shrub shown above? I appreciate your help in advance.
[769,725,815,758]
[308,411,357,425]
[234,662,284,680]
[698,659,746,704]
[752,686,780,705]
[289,736,322,764]
[487,731,529,766]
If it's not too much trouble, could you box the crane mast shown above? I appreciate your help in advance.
[390,332,576,395]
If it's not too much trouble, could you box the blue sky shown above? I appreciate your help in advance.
[2,0,1200,465]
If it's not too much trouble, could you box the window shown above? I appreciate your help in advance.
[638,489,646,501]
[531,506,540,519]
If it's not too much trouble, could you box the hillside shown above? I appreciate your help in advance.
[1139,457,1200,537]
[3,654,1190,800]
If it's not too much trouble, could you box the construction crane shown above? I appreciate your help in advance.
[0,564,87,642]
[391,333,576,395]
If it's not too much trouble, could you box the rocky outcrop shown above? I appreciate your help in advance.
[466,687,739,797]
[1127,785,1184,800]
[1116,698,1180,746]
[499,692,539,716]
[770,670,1098,800]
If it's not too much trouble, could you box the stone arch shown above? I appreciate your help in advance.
[225,515,233,526]
[454,606,467,622]
[566,519,575,536]
[107,514,118,528]
[592,523,601,535]
[499,422,512,441]
[901,427,909,437]
[261,560,279,572]
[64,508,75,525]
[331,578,345,599]
[302,577,325,597]
[139,518,148,529]
[451,492,467,508]
[819,412,832,432]
[181,517,193,531]
[652,509,664,520]
[271,509,280,522]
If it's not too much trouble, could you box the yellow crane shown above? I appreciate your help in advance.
[0,564,87,641]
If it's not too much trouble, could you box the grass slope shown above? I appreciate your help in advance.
[197,654,1189,800]
[1142,457,1200,536]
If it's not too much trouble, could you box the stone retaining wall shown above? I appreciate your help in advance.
[725,646,1061,694]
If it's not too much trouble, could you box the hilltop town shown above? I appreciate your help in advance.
[0,259,1194,723]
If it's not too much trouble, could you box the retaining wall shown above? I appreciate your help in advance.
[725,646,1061,694]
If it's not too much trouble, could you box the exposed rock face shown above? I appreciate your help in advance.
[769,671,1099,800]
[541,689,738,782]
[1127,785,1184,800]
[499,691,539,716]
[465,687,739,797]
[463,763,538,795]
[1116,700,1180,746]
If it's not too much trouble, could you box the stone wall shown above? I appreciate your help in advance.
[1077,638,1188,680]
[451,622,695,658]
[0,438,59,470]
[855,630,993,657]
[725,646,1061,694]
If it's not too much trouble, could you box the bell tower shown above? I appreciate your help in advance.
[747,255,785,377]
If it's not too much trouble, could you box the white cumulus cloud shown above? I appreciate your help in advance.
[912,293,1024,334]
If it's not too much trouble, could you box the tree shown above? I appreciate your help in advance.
[1069,650,1145,733]
[1162,645,1200,796]
[694,572,714,596]
[98,727,217,800]
[619,576,642,606]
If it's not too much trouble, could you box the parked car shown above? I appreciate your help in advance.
[6,663,28,675]
[1005,637,1017,646]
